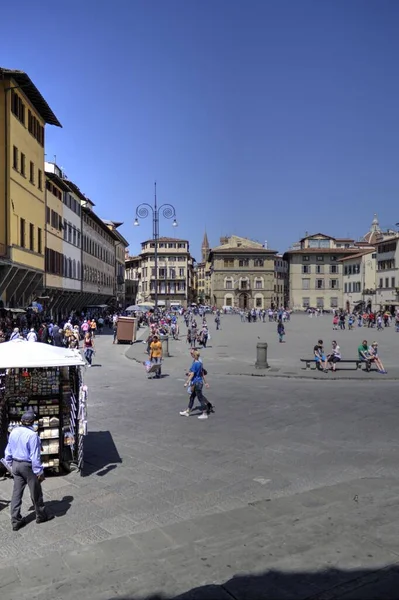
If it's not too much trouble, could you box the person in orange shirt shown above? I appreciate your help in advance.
[150,334,163,379]
[90,319,97,338]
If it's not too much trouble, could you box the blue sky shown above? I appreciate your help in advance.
[2,1,399,259]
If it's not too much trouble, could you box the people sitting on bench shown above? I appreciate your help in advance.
[326,340,341,372]
[358,339,373,371]
[314,339,328,373]
[368,341,387,374]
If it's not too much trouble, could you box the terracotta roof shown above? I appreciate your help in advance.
[82,206,120,241]
[1,67,61,127]
[64,179,88,202]
[211,247,277,254]
[299,233,334,242]
[284,248,360,255]
[141,237,188,244]
[375,236,399,246]
[45,171,71,193]
[338,249,375,262]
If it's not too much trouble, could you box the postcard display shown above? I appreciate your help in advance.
[0,366,87,473]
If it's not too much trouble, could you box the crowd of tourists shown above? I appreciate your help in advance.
[0,310,120,367]
[332,309,398,331]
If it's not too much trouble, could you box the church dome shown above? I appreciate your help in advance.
[361,214,384,245]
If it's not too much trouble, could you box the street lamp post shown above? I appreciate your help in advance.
[134,183,177,311]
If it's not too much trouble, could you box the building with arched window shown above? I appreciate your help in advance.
[208,235,279,309]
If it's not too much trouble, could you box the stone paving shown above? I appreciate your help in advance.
[127,312,399,379]
[0,317,399,598]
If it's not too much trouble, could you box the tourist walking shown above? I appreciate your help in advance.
[149,333,162,379]
[26,328,37,342]
[83,332,95,367]
[180,350,211,419]
[277,321,285,343]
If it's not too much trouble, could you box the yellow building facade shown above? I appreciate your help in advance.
[44,172,65,291]
[0,68,61,307]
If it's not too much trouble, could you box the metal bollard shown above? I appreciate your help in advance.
[255,342,269,369]
[160,335,170,357]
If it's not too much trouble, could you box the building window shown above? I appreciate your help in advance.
[302,265,311,274]
[330,279,339,289]
[225,280,233,289]
[316,297,324,308]
[302,256,310,262]
[240,280,248,290]
[38,169,43,190]
[38,228,42,254]
[224,259,234,267]
[179,268,185,277]
[239,259,249,267]
[254,259,264,267]
[392,277,396,288]
[302,297,310,308]
[28,110,44,146]
[379,278,383,288]
[330,256,337,262]
[316,255,324,262]
[20,153,26,177]
[11,91,25,124]
[330,265,338,274]
[255,297,262,308]
[315,279,324,289]
[255,279,262,289]
[29,161,35,184]
[344,283,347,293]
[302,278,310,290]
[385,277,389,288]
[348,282,352,293]
[316,265,324,274]
[29,223,34,251]
[20,218,26,248]
[225,297,232,306]
[13,146,18,170]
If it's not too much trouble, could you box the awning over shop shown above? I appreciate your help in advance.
[0,340,85,369]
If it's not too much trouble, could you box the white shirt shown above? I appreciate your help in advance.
[27,331,37,342]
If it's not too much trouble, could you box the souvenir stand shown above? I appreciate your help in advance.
[0,340,87,474]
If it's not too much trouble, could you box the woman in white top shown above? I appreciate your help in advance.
[327,340,341,372]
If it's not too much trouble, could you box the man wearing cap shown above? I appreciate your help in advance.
[4,411,51,531]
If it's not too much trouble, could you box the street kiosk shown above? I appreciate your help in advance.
[0,340,87,474]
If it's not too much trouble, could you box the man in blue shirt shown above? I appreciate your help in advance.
[4,411,51,531]
[180,350,211,419]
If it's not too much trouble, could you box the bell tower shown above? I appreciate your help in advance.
[201,231,210,263]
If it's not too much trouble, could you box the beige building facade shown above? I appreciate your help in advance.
[136,237,194,308]
[283,234,361,311]
[209,235,276,310]
[82,200,117,305]
[375,235,399,311]
[340,249,377,312]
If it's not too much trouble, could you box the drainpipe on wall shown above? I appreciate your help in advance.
[3,82,9,259]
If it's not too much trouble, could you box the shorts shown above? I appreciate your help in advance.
[315,355,326,362]
[331,356,341,363]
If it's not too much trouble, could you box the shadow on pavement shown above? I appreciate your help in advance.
[82,430,122,477]
[45,494,74,517]
[106,565,399,599]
